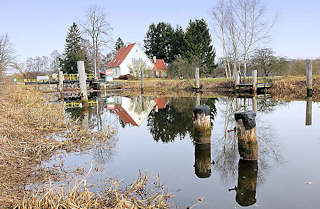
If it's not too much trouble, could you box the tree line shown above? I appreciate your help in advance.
[144,19,217,78]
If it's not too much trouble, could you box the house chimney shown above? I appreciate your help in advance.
[153,56,156,64]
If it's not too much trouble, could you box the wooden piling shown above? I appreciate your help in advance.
[236,159,258,206]
[306,59,312,97]
[305,97,312,126]
[195,143,211,178]
[193,105,212,178]
[252,70,257,93]
[235,112,258,160]
[140,68,144,93]
[58,70,64,93]
[77,61,88,108]
[252,95,257,113]
[234,69,240,86]
[196,92,201,106]
[195,67,200,89]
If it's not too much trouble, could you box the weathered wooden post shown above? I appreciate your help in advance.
[193,105,212,178]
[252,95,257,113]
[235,159,258,206]
[77,61,89,108]
[58,70,64,94]
[234,69,240,86]
[306,59,312,97]
[196,92,201,106]
[141,68,144,94]
[252,70,257,93]
[195,67,200,90]
[235,111,258,160]
[306,97,312,126]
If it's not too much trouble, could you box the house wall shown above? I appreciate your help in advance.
[119,44,154,77]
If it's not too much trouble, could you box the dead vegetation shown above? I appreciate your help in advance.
[267,76,320,101]
[16,170,171,209]
[0,84,171,208]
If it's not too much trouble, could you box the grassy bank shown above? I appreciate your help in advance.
[0,84,170,208]
[117,76,320,101]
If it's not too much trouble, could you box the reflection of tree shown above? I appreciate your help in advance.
[147,97,217,143]
[213,97,284,185]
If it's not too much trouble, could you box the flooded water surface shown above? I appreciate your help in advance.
[48,95,320,209]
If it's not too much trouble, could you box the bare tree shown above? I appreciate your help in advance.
[234,0,275,78]
[211,0,232,78]
[81,5,112,77]
[211,0,275,79]
[0,34,15,78]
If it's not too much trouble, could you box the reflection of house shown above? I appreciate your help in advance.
[153,98,167,112]
[112,97,156,126]
[105,43,167,79]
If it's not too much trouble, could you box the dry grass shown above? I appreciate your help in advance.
[16,170,171,209]
[0,84,169,208]
[117,78,232,95]
[268,75,320,101]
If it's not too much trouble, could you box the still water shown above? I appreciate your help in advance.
[48,95,320,209]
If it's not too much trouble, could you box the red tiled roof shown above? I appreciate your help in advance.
[151,59,167,70]
[153,98,167,109]
[114,104,138,126]
[107,43,135,68]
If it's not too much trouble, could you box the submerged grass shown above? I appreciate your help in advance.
[0,84,171,208]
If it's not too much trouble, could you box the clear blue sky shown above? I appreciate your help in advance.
[1,0,319,62]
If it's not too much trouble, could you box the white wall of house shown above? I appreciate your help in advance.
[118,44,154,78]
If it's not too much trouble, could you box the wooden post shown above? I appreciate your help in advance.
[234,69,240,86]
[58,70,64,94]
[195,67,200,89]
[236,159,258,206]
[196,92,201,106]
[195,143,211,178]
[77,61,88,108]
[252,70,257,93]
[193,105,212,178]
[306,59,312,97]
[141,68,144,93]
[235,111,258,160]
[252,95,257,113]
[306,97,312,126]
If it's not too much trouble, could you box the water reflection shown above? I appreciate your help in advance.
[148,97,217,143]
[235,159,258,206]
[107,96,156,127]
[306,97,312,126]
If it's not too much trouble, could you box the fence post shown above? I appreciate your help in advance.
[252,70,257,93]
[306,59,312,97]
[305,97,312,126]
[77,61,88,108]
[195,67,200,89]
[58,70,64,94]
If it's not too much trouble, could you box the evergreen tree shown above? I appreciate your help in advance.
[115,37,124,51]
[144,22,184,63]
[184,19,217,75]
[60,22,91,74]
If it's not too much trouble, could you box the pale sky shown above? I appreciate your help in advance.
[1,0,319,62]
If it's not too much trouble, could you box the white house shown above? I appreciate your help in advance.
[106,43,154,78]
[106,43,168,78]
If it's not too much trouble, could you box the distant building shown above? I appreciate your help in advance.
[150,57,168,78]
[105,43,167,79]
